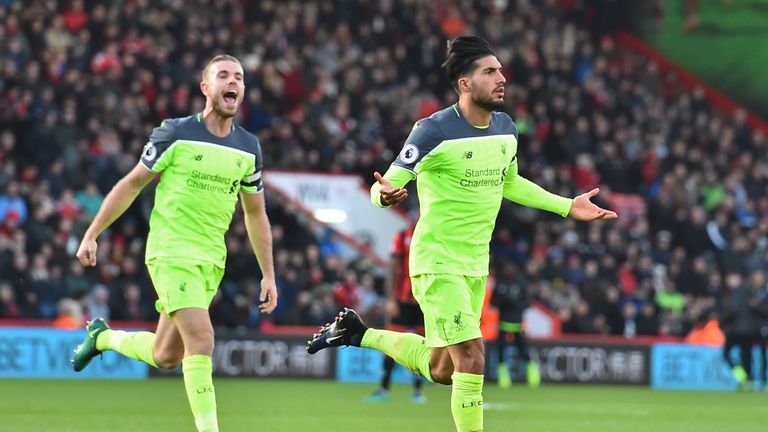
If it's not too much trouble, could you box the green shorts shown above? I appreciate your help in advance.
[410,274,487,348]
[147,261,225,315]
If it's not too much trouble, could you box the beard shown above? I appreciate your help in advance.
[212,96,238,118]
[472,91,504,112]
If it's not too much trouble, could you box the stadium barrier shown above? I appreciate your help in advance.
[0,327,148,379]
[1,322,755,390]
[151,330,336,380]
[486,338,651,386]
[651,343,761,391]
[335,344,417,384]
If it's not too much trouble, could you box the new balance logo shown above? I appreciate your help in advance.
[463,151,473,159]
[194,154,203,161]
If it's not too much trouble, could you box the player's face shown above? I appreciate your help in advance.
[468,55,505,112]
[202,60,245,118]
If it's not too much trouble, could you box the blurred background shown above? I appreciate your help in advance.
[1,0,767,430]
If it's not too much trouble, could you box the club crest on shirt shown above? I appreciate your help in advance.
[143,142,157,161]
[399,144,419,164]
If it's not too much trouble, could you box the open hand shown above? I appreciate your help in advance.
[374,171,408,206]
[568,188,618,221]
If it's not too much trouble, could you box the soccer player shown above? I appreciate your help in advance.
[753,270,768,389]
[307,36,616,432]
[71,54,277,432]
[364,224,427,404]
[721,272,756,390]
[491,260,540,389]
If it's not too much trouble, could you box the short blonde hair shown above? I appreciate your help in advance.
[202,54,242,81]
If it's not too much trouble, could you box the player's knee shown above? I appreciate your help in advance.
[430,368,453,385]
[154,350,183,369]
[185,330,215,356]
[452,348,485,374]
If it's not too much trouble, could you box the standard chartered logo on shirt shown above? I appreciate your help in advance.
[186,170,237,194]
[459,167,504,188]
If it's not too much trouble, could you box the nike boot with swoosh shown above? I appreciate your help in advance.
[71,318,110,372]
[306,308,367,354]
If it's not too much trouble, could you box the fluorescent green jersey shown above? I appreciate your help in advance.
[372,104,572,277]
[140,113,264,267]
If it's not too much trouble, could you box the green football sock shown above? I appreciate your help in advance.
[497,364,511,389]
[732,366,748,384]
[451,372,484,432]
[361,329,434,383]
[183,355,218,432]
[527,362,541,388]
[96,329,159,368]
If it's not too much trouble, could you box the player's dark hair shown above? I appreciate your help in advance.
[441,36,497,92]
[202,54,241,81]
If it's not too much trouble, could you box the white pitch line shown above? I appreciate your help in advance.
[483,402,522,411]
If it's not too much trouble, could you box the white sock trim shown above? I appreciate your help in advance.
[195,411,218,432]
[105,330,127,351]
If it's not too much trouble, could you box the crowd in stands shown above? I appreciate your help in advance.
[2,0,767,341]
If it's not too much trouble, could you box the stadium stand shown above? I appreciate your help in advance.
[1,0,767,341]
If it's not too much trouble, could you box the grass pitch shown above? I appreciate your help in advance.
[1,378,765,431]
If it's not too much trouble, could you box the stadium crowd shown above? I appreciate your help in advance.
[1,0,767,342]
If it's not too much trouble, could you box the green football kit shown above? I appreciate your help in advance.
[372,104,572,347]
[140,112,264,314]
[72,112,265,432]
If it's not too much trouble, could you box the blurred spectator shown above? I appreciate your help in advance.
[622,302,638,338]
[0,0,765,336]
[720,273,757,387]
[86,284,110,321]
[752,270,768,386]
[52,298,84,330]
[110,282,154,322]
[685,309,724,347]
[332,270,361,311]
[0,181,27,224]
[636,303,660,336]
[0,281,20,319]
[75,182,104,219]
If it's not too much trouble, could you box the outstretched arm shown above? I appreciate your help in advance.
[240,190,278,314]
[503,173,573,217]
[76,163,157,266]
[503,173,616,220]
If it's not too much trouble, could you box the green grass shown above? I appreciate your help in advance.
[0,379,765,431]
[642,0,768,118]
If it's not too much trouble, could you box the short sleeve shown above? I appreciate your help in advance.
[240,137,264,194]
[392,119,443,174]
[141,120,176,173]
